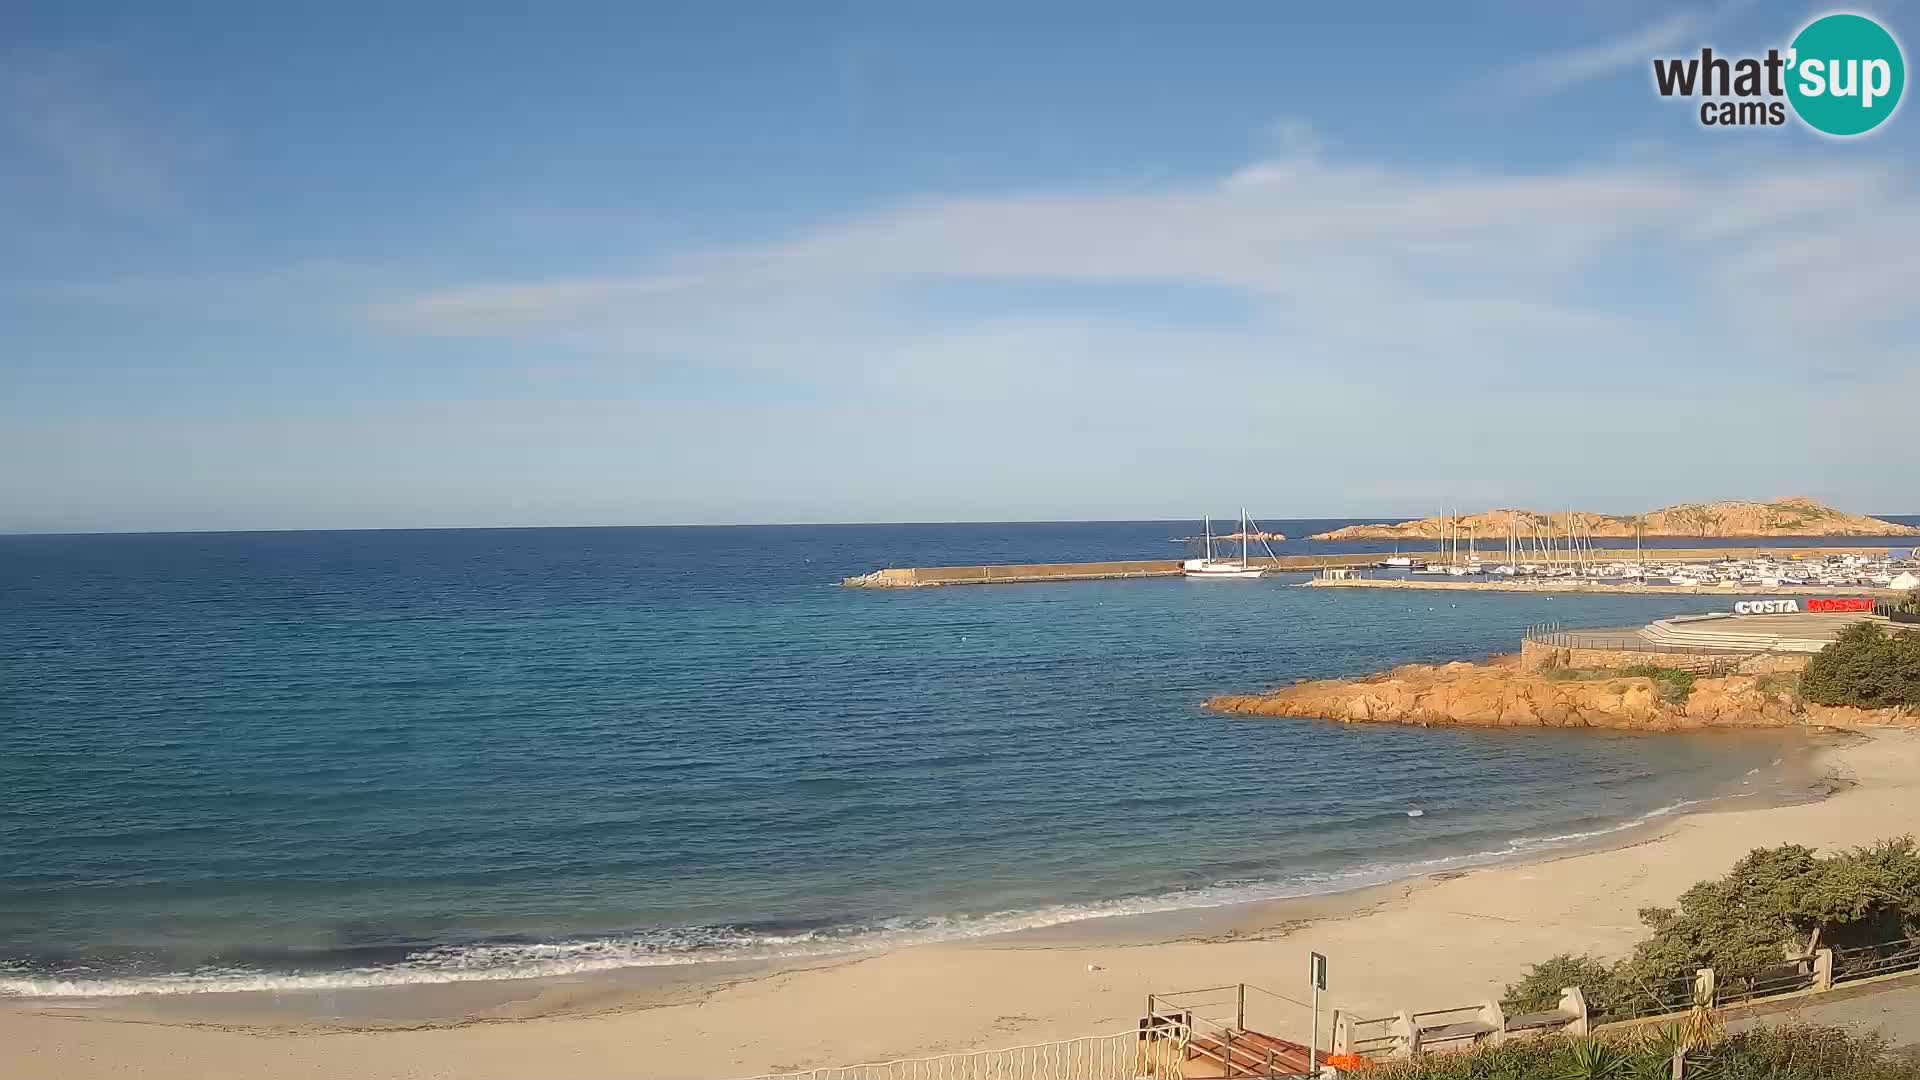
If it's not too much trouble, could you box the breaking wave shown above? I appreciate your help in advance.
[0,795,1729,999]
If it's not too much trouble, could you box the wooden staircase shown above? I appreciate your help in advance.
[1186,1028,1315,1077]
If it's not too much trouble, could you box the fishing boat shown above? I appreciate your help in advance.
[1183,509,1268,579]
[1377,545,1418,569]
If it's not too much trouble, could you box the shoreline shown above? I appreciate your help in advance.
[0,732,1818,1009]
[9,730,1910,1079]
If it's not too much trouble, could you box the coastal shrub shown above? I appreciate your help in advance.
[1801,623,1920,708]
[1616,664,1696,705]
[1622,839,1920,992]
[1366,1038,1562,1079]
[1501,953,1620,1016]
[1505,840,1920,1019]
[1368,1026,1920,1079]
[1542,665,1696,704]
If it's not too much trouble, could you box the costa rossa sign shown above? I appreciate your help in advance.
[1734,597,1875,614]
[1808,597,1876,613]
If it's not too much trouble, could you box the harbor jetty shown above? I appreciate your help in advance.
[841,553,1382,588]
[841,545,1907,589]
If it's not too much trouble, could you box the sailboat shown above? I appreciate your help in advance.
[1183,509,1268,579]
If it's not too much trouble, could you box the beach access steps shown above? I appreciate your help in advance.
[1636,613,1890,654]
[1147,983,1317,1078]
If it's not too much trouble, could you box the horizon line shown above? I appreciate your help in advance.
[4,509,1918,541]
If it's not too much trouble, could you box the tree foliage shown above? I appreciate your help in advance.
[1502,954,1619,1015]
[1799,622,1920,708]
[1503,839,1920,1020]
[1370,1026,1920,1080]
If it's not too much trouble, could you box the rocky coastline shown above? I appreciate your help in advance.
[1310,497,1920,541]
[1205,653,1917,732]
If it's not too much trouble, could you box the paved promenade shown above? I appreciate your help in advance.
[1727,975,1920,1048]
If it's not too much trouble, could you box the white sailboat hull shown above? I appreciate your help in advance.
[1182,559,1266,578]
[1184,508,1269,578]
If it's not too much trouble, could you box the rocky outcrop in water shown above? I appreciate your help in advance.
[1310,498,1920,541]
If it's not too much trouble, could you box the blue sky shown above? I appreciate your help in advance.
[3,2,1916,532]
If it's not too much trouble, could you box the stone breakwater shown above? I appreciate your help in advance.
[1205,654,1917,732]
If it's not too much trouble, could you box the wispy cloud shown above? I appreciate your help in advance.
[1492,10,1712,97]
[0,50,185,217]
[370,146,1914,368]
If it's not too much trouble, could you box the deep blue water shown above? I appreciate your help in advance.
[2,519,1910,996]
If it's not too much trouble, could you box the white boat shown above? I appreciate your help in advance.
[1183,509,1268,579]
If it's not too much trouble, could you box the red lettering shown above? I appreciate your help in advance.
[1807,598,1873,613]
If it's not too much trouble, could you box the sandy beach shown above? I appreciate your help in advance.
[6,727,1918,1080]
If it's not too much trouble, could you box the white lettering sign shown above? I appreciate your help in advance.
[1734,599,1800,614]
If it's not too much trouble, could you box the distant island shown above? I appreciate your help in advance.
[1311,497,1920,541]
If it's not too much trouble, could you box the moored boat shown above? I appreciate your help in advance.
[1184,509,1269,578]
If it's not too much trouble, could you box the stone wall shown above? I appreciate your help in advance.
[1518,639,1809,675]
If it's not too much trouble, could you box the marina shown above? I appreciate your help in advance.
[843,545,1920,590]
[1306,577,1912,598]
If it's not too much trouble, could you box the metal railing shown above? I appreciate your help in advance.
[737,1023,1191,1080]
[1714,959,1817,1008]
[1832,935,1920,984]
[1337,1013,1410,1059]
[1523,624,1748,674]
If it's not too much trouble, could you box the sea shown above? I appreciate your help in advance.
[2,519,1914,998]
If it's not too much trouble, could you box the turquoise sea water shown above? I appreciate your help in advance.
[2,520,1909,997]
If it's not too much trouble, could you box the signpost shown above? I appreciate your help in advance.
[1733,597,1874,614]
[1310,952,1327,1076]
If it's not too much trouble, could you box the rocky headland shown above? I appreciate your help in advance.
[1205,653,1917,732]
[1310,497,1920,541]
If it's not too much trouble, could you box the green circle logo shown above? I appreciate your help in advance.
[1787,13,1905,136]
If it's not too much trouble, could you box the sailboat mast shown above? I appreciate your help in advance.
[1241,507,1249,566]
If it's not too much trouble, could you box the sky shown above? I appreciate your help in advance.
[3,1,1917,532]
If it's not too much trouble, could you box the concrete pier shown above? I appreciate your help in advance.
[841,554,1385,588]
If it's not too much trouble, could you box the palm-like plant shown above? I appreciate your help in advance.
[1554,1039,1633,1080]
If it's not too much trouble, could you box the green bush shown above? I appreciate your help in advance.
[1369,1025,1920,1079]
[1501,954,1620,1015]
[1800,622,1920,708]
[1503,839,1920,1020]
[1616,664,1697,705]
[1542,664,1697,704]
